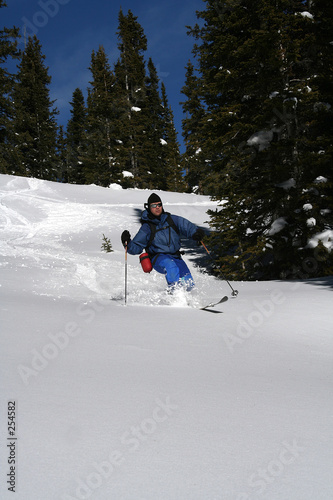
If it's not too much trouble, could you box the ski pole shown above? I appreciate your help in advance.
[124,245,128,305]
[200,240,239,297]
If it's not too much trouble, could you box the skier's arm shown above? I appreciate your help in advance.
[126,225,151,255]
[171,215,204,240]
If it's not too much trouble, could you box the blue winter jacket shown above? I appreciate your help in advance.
[127,210,198,256]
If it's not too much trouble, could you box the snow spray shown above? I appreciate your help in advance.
[139,253,153,273]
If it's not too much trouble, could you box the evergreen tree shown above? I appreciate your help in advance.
[160,82,185,192]
[12,35,58,179]
[142,58,165,188]
[0,0,20,173]
[101,233,113,253]
[114,9,185,190]
[114,9,150,187]
[181,60,206,193]
[56,125,67,182]
[66,88,87,184]
[83,46,120,187]
[187,0,333,280]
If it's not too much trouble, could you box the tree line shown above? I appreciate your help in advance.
[0,3,185,191]
[1,0,332,280]
[181,0,333,280]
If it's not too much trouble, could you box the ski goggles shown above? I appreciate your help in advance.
[150,203,162,208]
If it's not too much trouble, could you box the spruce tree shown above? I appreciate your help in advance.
[66,88,87,184]
[56,125,67,182]
[0,0,20,174]
[143,58,165,188]
[115,9,151,187]
[160,82,185,192]
[114,9,185,190]
[83,46,120,187]
[187,0,333,280]
[181,60,206,193]
[12,35,58,179]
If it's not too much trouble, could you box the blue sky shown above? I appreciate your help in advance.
[2,0,205,152]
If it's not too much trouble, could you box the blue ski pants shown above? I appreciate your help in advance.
[153,254,194,290]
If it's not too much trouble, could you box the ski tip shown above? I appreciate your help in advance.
[200,295,228,310]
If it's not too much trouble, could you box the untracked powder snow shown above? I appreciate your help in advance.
[0,174,332,500]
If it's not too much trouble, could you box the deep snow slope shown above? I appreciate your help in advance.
[0,174,332,500]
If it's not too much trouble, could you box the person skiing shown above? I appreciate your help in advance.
[121,193,205,291]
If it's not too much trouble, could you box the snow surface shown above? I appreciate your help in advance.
[0,174,333,500]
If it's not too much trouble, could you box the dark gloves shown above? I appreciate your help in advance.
[121,230,131,247]
[192,228,205,243]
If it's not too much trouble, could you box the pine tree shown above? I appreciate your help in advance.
[66,88,87,184]
[160,82,185,192]
[12,35,58,179]
[187,0,333,280]
[113,9,185,190]
[101,234,113,253]
[142,58,165,188]
[0,0,20,174]
[56,125,67,182]
[181,60,206,193]
[114,9,149,187]
[83,46,121,187]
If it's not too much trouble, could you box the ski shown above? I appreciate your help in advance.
[200,295,228,310]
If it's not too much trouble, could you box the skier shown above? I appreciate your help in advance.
[121,193,205,291]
